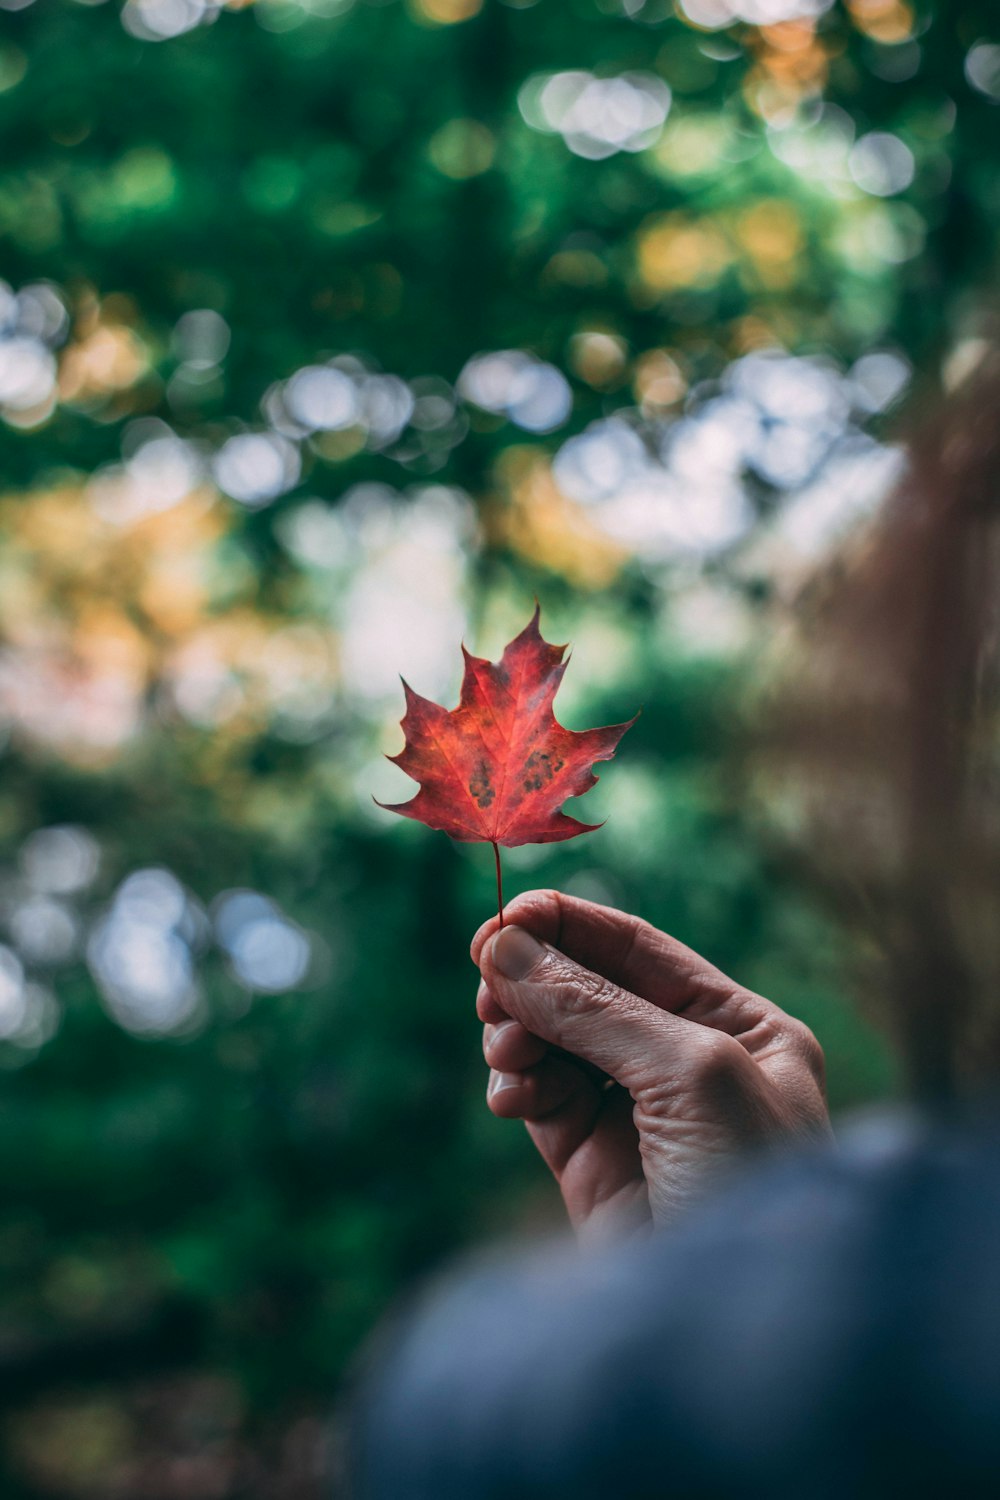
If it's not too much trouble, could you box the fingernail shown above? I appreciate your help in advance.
[476,979,490,1006]
[491,926,546,981]
[484,1019,515,1049]
[488,1071,522,1098]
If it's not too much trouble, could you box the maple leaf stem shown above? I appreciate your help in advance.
[491,840,505,929]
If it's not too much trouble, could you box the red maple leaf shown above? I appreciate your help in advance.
[378,606,636,922]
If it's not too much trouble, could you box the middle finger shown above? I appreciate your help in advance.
[483,1018,549,1072]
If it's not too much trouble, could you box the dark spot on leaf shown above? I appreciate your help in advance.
[522,750,563,793]
[469,761,495,809]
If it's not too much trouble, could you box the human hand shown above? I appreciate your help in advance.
[473,891,832,1242]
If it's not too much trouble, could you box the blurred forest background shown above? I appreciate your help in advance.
[0,0,997,1493]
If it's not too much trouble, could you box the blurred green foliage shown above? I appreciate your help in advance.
[0,0,996,1492]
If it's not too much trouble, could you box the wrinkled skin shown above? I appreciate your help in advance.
[473,891,832,1243]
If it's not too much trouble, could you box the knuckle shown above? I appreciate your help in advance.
[614,915,645,971]
[637,1030,747,1118]
[691,1031,744,1089]
[785,1019,826,1082]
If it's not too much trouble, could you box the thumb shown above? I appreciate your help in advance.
[482,924,716,1100]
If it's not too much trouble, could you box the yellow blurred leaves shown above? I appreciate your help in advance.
[409,0,482,25]
[167,614,337,736]
[71,602,150,685]
[633,349,686,413]
[0,485,222,654]
[541,248,608,290]
[568,331,627,390]
[636,213,733,294]
[428,119,496,179]
[652,114,731,180]
[142,538,230,639]
[12,290,150,435]
[754,21,829,88]
[635,199,805,298]
[493,449,627,590]
[847,0,914,44]
[735,199,804,286]
[742,18,833,123]
[312,201,382,237]
[59,323,147,408]
[0,481,336,766]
